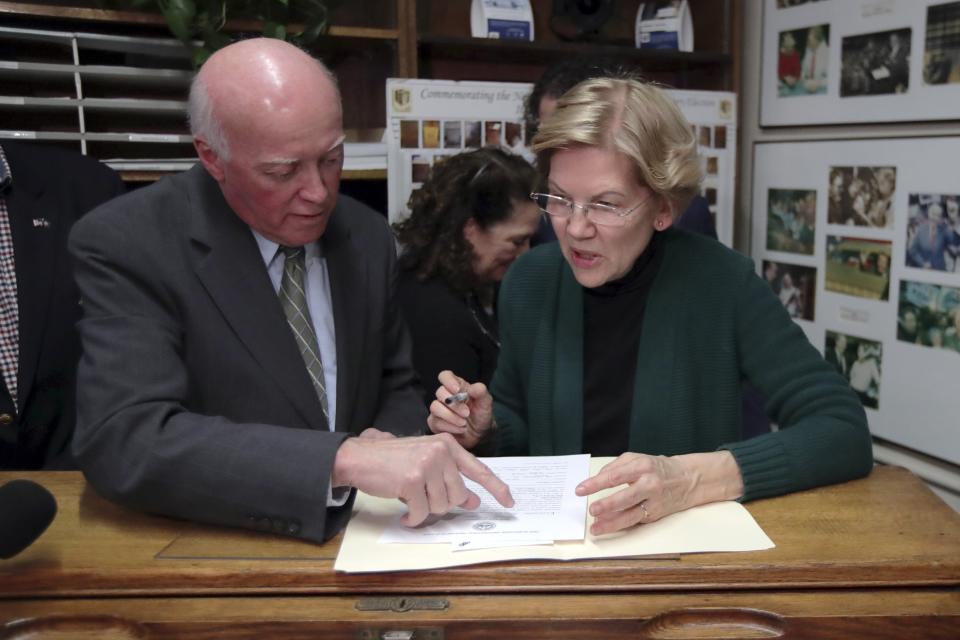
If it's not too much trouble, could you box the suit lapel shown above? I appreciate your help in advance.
[186,167,326,428]
[5,166,57,411]
[322,202,366,433]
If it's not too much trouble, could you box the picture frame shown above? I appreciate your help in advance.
[761,0,960,125]
[752,136,960,465]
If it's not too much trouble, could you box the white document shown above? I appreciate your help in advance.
[378,454,589,546]
[336,457,776,573]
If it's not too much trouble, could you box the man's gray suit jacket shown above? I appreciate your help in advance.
[69,165,426,543]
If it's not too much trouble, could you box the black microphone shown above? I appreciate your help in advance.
[0,480,58,559]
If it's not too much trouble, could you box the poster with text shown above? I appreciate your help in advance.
[386,79,738,247]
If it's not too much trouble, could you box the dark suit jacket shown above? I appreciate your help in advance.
[675,195,718,240]
[69,165,425,543]
[397,272,500,406]
[0,141,124,470]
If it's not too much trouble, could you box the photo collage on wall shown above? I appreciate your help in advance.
[759,162,919,411]
[386,79,533,226]
[762,0,960,125]
[896,192,960,356]
[399,117,528,196]
[752,138,960,457]
[695,122,729,232]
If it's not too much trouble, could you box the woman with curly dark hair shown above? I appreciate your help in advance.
[394,147,540,406]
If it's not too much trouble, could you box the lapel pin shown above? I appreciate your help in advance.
[32,218,51,228]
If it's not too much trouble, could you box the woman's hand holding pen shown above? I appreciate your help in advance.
[427,370,494,450]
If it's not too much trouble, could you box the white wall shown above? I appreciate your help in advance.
[736,0,960,511]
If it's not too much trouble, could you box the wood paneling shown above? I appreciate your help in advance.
[1,466,958,638]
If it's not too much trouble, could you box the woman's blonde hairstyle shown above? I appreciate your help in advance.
[531,76,702,216]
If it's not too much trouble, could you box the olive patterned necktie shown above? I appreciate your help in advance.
[278,245,329,428]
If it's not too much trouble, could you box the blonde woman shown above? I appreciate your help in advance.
[429,76,872,535]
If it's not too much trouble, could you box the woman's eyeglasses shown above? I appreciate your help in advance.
[529,192,656,228]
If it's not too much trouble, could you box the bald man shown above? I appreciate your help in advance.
[69,38,511,543]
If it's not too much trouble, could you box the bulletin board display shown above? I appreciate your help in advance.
[385,79,738,247]
[752,137,960,465]
[761,0,960,125]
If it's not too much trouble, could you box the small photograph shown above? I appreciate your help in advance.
[400,120,419,149]
[713,125,727,149]
[763,260,817,321]
[705,156,719,176]
[484,121,503,147]
[924,1,960,85]
[704,186,717,206]
[442,121,462,149]
[905,193,960,272]
[826,165,896,228]
[767,188,816,255]
[778,24,830,96]
[898,280,960,352]
[504,121,524,153]
[421,120,440,149]
[840,28,911,97]
[698,126,711,148]
[410,154,430,184]
[825,236,892,301]
[464,121,482,148]
[824,331,883,409]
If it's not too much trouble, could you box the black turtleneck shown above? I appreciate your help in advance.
[582,232,665,456]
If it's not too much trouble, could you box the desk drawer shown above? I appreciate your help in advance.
[2,589,958,639]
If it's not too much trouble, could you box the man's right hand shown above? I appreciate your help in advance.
[331,432,513,526]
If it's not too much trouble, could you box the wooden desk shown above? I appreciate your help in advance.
[1,465,958,639]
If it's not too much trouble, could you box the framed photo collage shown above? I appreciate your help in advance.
[762,0,960,125]
[752,137,960,466]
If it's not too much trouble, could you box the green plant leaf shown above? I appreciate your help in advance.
[290,0,330,45]
[102,0,334,66]
[191,47,211,67]
[262,21,287,39]
[202,27,234,52]
[158,0,197,43]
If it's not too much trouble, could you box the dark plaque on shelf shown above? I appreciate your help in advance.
[549,0,615,41]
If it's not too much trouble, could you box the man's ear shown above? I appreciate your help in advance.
[194,138,225,182]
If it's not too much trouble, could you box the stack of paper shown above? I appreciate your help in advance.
[378,454,589,551]
[336,456,774,573]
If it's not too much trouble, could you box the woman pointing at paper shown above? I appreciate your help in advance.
[427,75,873,536]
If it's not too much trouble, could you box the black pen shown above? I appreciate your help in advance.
[443,391,469,406]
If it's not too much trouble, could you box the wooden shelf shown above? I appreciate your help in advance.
[118,168,386,182]
[0,1,400,41]
[0,0,737,190]
[418,34,731,70]
[343,168,387,180]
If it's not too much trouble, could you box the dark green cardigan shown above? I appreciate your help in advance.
[490,230,873,502]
